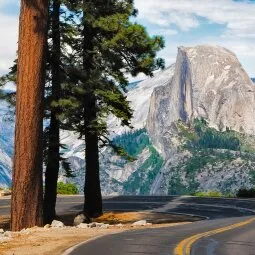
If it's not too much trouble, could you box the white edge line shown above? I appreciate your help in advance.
[61,232,120,255]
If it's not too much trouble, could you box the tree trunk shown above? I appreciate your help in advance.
[11,0,49,231]
[43,0,61,225]
[82,1,103,218]
[83,93,103,218]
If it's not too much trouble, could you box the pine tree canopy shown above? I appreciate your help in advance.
[60,0,165,144]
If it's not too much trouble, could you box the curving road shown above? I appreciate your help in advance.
[1,195,255,254]
[63,196,255,255]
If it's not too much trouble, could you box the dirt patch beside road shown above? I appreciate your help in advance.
[0,211,199,255]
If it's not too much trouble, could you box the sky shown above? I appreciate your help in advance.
[0,0,255,81]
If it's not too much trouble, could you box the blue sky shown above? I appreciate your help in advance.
[0,0,254,80]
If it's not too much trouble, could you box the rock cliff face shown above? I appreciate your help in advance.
[147,45,255,157]
[0,45,255,196]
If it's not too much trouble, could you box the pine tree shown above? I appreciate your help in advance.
[11,0,49,231]
[64,0,165,217]
[43,0,61,224]
[1,0,79,225]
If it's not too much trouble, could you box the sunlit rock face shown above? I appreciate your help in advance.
[1,45,255,196]
[147,45,255,157]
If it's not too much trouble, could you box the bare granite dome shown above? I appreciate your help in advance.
[147,45,255,156]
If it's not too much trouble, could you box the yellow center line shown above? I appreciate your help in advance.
[174,217,255,255]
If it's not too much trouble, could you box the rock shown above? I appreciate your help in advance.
[95,223,105,227]
[99,224,110,229]
[44,224,51,229]
[3,231,12,238]
[51,220,65,228]
[88,222,97,228]
[0,229,4,233]
[73,213,90,226]
[147,45,255,157]
[77,223,89,229]
[132,220,147,226]
[0,190,11,197]
[73,214,85,226]
[116,223,124,228]
[20,228,32,235]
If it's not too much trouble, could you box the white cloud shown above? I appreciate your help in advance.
[135,0,255,38]
[134,0,255,76]
[0,2,19,75]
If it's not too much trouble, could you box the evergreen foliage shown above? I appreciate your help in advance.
[178,119,241,151]
[113,129,150,158]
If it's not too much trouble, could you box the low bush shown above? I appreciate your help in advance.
[57,182,79,195]
[236,188,255,198]
[193,191,222,197]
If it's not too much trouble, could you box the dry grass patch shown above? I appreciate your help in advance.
[94,211,201,224]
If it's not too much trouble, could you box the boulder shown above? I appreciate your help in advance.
[132,220,147,226]
[73,213,90,226]
[77,223,89,229]
[51,220,65,228]
[88,222,97,228]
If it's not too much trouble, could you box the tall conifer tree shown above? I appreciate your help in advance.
[43,0,61,224]
[11,0,49,231]
[64,0,165,217]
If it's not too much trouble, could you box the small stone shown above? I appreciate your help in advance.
[77,223,89,229]
[0,229,4,233]
[116,223,124,228]
[3,231,12,238]
[95,223,105,227]
[132,220,147,226]
[74,214,86,226]
[88,222,97,228]
[51,220,65,228]
[44,224,51,229]
[20,228,32,234]
[99,224,110,229]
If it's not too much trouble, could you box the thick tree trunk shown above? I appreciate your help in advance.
[43,0,61,225]
[83,93,103,218]
[11,0,49,231]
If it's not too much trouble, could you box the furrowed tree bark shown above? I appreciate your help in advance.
[11,0,49,231]
[43,0,61,224]
[82,1,103,217]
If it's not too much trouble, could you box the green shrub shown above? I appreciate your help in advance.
[57,182,79,195]
[236,188,255,198]
[194,191,222,197]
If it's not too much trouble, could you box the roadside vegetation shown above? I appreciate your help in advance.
[236,188,255,198]
[57,182,79,195]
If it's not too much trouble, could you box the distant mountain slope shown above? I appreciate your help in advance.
[0,45,254,197]
[0,101,13,188]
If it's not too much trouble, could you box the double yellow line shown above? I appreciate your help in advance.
[174,217,255,255]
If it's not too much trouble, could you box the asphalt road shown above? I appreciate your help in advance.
[1,195,255,254]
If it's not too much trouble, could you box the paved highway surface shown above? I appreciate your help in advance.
[1,195,255,254]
